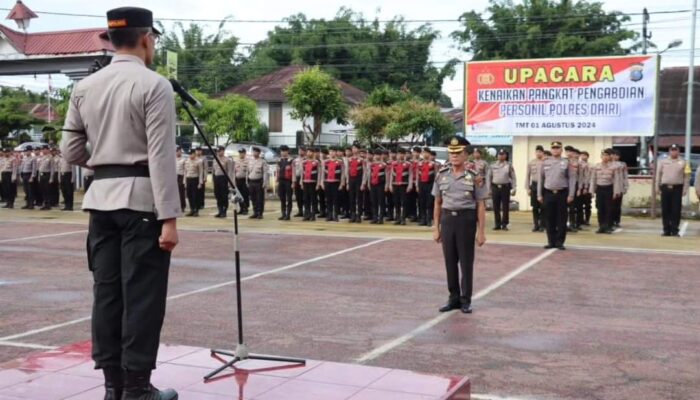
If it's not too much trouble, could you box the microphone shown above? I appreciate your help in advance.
[170,79,202,109]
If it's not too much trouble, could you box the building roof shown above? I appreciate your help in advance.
[5,1,38,21]
[658,66,700,136]
[217,65,367,105]
[0,24,113,56]
[19,103,59,122]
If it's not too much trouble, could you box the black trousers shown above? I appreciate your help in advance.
[87,210,170,371]
[294,180,304,214]
[418,181,435,223]
[278,179,293,216]
[213,175,229,211]
[84,176,93,192]
[661,185,683,234]
[406,190,417,218]
[440,209,477,305]
[612,195,623,225]
[177,175,186,211]
[60,173,74,209]
[317,187,326,215]
[568,184,580,228]
[1,172,16,204]
[530,183,544,229]
[51,172,59,206]
[392,185,408,221]
[370,183,386,222]
[324,182,340,219]
[582,193,592,223]
[348,177,363,218]
[385,188,394,219]
[491,183,511,227]
[338,185,349,215]
[33,178,42,206]
[186,177,199,212]
[197,182,205,208]
[303,182,317,217]
[236,178,249,212]
[544,189,568,246]
[39,173,52,207]
[595,185,613,230]
[248,179,264,216]
[22,173,34,207]
[363,189,371,217]
[0,172,6,201]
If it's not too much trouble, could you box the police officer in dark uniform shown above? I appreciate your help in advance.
[277,145,294,220]
[61,7,179,399]
[433,136,487,314]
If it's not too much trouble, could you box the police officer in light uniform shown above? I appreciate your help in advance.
[611,149,628,228]
[59,152,75,211]
[37,146,55,210]
[50,147,61,206]
[20,146,37,209]
[293,146,306,218]
[388,148,413,225]
[656,144,689,236]
[277,145,295,221]
[471,148,489,179]
[195,147,206,209]
[488,149,516,231]
[526,145,545,231]
[1,149,18,208]
[538,141,576,250]
[247,147,269,219]
[212,145,234,218]
[184,150,204,216]
[235,148,250,215]
[433,136,487,314]
[61,7,179,399]
[590,149,621,234]
[175,146,186,212]
[579,151,593,226]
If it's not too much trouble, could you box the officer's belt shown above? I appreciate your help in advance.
[442,208,475,216]
[94,165,150,180]
[544,188,566,194]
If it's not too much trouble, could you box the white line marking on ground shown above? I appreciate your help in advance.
[472,394,541,400]
[354,249,557,364]
[0,341,58,350]
[0,238,390,342]
[0,230,87,244]
[679,221,689,237]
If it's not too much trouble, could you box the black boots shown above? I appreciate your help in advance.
[103,367,123,400]
[121,370,178,400]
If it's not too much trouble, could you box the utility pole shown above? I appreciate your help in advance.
[684,0,697,204]
[642,8,651,55]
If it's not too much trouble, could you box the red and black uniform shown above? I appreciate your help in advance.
[302,159,321,221]
[417,160,438,226]
[347,156,365,223]
[389,160,413,225]
[277,157,294,219]
[323,158,344,221]
[365,160,388,224]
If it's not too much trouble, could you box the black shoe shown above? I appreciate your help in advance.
[122,370,177,400]
[544,244,555,249]
[418,220,427,226]
[40,206,50,210]
[538,227,546,232]
[249,214,258,219]
[493,226,502,231]
[662,232,671,237]
[21,205,29,209]
[193,210,199,217]
[186,211,194,217]
[258,214,264,219]
[103,367,123,400]
[596,228,605,234]
[671,231,680,237]
[604,228,614,234]
[393,220,401,225]
[409,217,418,223]
[567,227,577,233]
[557,245,566,250]
[240,210,249,215]
[583,222,591,226]
[387,217,395,222]
[294,212,303,218]
[461,304,473,314]
[501,226,509,231]
[278,215,286,221]
[310,215,316,221]
[439,302,461,312]
[378,219,384,225]
[532,226,540,232]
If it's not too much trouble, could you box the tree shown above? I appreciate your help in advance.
[364,85,410,107]
[385,100,455,144]
[243,8,457,103]
[206,95,261,145]
[451,0,638,60]
[284,67,348,145]
[351,105,396,145]
[0,87,37,141]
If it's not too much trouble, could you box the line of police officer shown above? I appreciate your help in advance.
[0,145,75,211]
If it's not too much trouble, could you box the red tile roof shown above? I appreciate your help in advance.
[19,103,59,122]
[5,1,38,21]
[0,24,113,56]
[217,65,367,105]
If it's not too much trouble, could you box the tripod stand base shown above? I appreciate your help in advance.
[204,344,306,381]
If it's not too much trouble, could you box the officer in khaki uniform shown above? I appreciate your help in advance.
[50,147,61,206]
[60,7,180,399]
[538,141,576,250]
[433,136,487,314]
[20,146,38,209]
[1,149,19,208]
[184,150,204,216]
[235,148,250,215]
[212,145,234,218]
[247,147,269,219]
[175,146,186,212]
[37,146,55,210]
[488,149,516,231]
[579,151,593,226]
[656,144,689,236]
[471,148,489,179]
[611,149,628,227]
[58,152,75,211]
[590,149,621,234]
[526,145,545,231]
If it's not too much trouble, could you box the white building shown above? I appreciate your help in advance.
[216,65,367,147]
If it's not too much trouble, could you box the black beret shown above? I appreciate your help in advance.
[580,151,589,156]
[397,148,407,154]
[430,150,437,156]
[498,149,506,155]
[238,147,246,153]
[279,145,289,151]
[321,148,329,155]
[412,146,422,153]
[423,147,431,153]
[602,148,613,155]
[217,145,225,151]
[252,147,261,153]
[106,7,161,34]
[382,150,390,155]
[564,145,574,151]
[535,145,544,152]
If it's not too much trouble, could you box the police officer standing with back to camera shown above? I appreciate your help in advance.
[247,146,269,219]
[538,141,576,250]
[213,145,234,218]
[277,145,295,220]
[488,149,516,231]
[61,8,180,399]
[20,146,37,209]
[526,145,545,231]
[433,136,487,314]
[293,146,306,217]
[175,146,186,212]
[1,148,18,208]
[656,144,689,236]
[235,147,250,215]
[59,150,75,211]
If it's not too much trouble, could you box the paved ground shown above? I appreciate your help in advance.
[0,198,699,400]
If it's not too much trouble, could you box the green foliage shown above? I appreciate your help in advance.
[252,123,270,146]
[385,99,455,144]
[207,95,261,145]
[451,0,638,60]
[364,85,410,107]
[351,105,396,145]
[284,67,348,145]
[243,8,457,103]
[0,87,38,140]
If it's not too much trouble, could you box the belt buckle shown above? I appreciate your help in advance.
[497,184,502,189]
[450,211,458,216]
[667,185,673,189]
[552,189,558,194]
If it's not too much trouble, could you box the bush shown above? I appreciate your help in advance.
[253,123,269,146]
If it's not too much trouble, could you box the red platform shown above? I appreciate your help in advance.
[0,342,470,399]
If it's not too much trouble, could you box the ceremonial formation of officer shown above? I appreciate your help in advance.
[656,144,689,236]
[60,7,180,400]
[487,149,516,231]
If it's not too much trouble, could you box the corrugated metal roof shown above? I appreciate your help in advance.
[5,1,38,21]
[0,24,113,55]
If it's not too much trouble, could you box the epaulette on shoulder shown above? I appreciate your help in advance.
[439,166,449,173]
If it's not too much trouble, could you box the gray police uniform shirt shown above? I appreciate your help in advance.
[20,155,37,176]
[247,158,269,187]
[176,155,186,177]
[488,161,516,188]
[432,167,488,210]
[61,54,182,220]
[213,156,234,177]
[537,157,576,198]
[656,158,689,192]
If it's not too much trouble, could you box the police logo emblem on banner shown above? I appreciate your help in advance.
[630,63,644,82]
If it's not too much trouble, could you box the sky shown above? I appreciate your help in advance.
[1,0,699,107]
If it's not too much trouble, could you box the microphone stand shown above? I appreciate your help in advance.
[178,101,306,382]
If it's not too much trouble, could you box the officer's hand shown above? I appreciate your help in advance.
[476,231,486,247]
[29,178,33,182]
[567,196,574,204]
[510,189,516,196]
[527,189,531,196]
[199,184,203,188]
[432,229,441,243]
[407,187,413,193]
[538,196,543,204]
[159,219,179,252]
[389,187,394,193]
[361,185,366,191]
[682,190,688,197]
